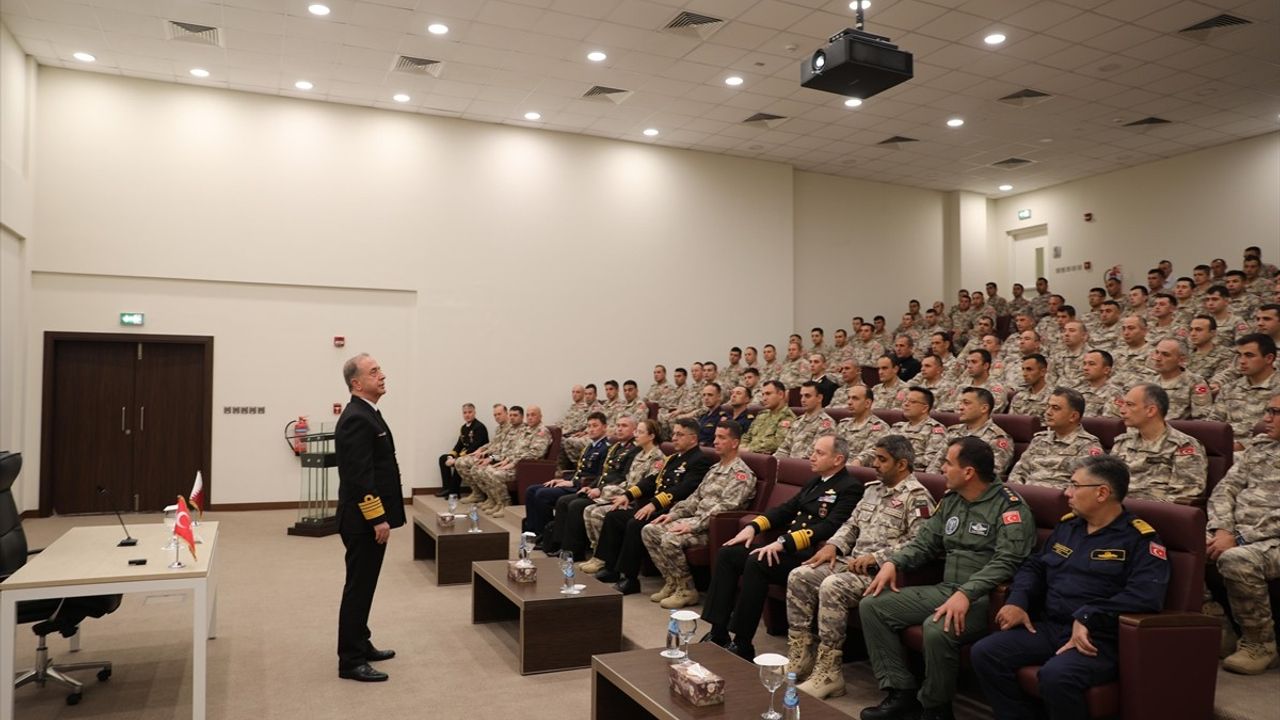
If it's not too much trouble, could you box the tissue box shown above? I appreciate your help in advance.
[507,560,537,583]
[669,660,724,706]
[436,513,455,528]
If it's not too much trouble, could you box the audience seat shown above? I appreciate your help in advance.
[1081,417,1126,453]
[930,411,960,427]
[872,409,905,426]
[993,414,1043,468]
[788,387,801,407]
[861,366,879,388]
[512,426,563,502]
[645,401,659,420]
[1168,420,1234,499]
[827,407,852,424]
[684,451,778,590]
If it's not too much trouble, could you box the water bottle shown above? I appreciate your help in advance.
[468,504,480,532]
[782,671,800,719]
[665,611,681,656]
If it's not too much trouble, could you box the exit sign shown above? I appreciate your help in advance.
[119,312,145,326]
[1017,209,1032,220]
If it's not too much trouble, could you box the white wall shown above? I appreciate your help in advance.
[990,132,1280,305]
[20,67,797,511]
[792,171,944,334]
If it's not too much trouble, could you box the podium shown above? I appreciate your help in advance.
[287,430,338,537]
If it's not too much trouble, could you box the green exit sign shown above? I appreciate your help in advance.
[119,312,145,326]
[1017,209,1032,220]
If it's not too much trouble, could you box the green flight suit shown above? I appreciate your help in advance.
[859,481,1035,708]
[740,406,796,455]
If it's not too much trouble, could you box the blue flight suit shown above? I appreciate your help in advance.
[725,408,756,437]
[523,437,609,536]
[696,408,729,446]
[970,511,1170,720]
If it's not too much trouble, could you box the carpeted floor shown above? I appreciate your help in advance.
[8,499,1278,719]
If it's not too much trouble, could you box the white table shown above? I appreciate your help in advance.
[0,522,219,719]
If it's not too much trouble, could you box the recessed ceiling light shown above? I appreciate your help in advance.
[392,93,410,103]
[998,184,1013,192]
[983,33,1006,45]
[848,1,870,9]
[72,52,95,63]
[189,68,209,78]
[427,23,449,35]
[294,80,313,90]
[724,75,744,86]
[643,128,659,137]
[946,117,965,128]
[844,97,863,107]
[587,51,607,62]
[307,4,330,16]
[524,111,541,121]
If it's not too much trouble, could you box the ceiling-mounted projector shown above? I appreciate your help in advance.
[800,27,913,100]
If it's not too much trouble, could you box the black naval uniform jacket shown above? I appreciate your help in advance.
[628,446,715,514]
[335,396,406,531]
[449,419,488,458]
[587,440,642,490]
[748,467,863,560]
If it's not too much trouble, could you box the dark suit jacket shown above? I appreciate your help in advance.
[335,395,406,531]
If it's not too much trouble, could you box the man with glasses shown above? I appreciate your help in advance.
[1008,388,1103,487]
[891,387,948,472]
[970,455,1170,719]
[1207,394,1280,674]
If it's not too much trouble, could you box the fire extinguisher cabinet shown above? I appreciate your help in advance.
[288,427,338,537]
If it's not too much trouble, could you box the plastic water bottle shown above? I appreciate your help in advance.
[782,671,800,719]
[666,611,681,655]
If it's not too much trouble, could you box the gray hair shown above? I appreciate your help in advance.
[826,434,850,463]
[342,353,370,390]
[874,434,915,466]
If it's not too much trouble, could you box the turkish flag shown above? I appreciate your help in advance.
[188,472,204,519]
[175,495,197,561]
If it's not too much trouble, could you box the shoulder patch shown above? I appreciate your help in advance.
[821,419,832,429]
[1177,444,1197,456]
[932,426,946,434]
[1131,518,1156,536]
[1088,446,1102,456]
[996,438,1010,450]
[1003,487,1022,505]
[735,471,749,481]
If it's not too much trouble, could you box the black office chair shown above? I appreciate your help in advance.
[0,451,122,706]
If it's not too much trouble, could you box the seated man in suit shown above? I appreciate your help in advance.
[524,412,609,537]
[971,455,1169,720]
[592,418,713,594]
[700,435,863,660]
[542,414,640,557]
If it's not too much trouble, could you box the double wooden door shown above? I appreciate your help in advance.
[42,334,212,515]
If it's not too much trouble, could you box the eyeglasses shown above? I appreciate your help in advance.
[1066,482,1106,491]
[1265,408,1280,417]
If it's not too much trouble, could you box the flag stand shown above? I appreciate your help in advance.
[169,542,185,570]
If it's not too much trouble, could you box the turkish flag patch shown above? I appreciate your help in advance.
[821,419,832,429]
[1002,510,1021,525]
[1089,447,1102,456]
[1177,445,1196,456]
[933,426,946,434]
[997,439,1010,449]
[1149,542,1167,560]
[735,472,748,481]
[1194,385,1208,394]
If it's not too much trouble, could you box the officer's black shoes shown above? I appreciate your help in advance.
[595,569,621,583]
[365,647,396,662]
[918,704,954,720]
[699,631,729,647]
[859,689,921,720]
[613,576,641,595]
[725,640,756,662]
[434,488,451,497]
[339,664,388,682]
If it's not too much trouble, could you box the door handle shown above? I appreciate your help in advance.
[121,406,131,435]
[140,406,145,432]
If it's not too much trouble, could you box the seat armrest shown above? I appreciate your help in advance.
[514,460,558,502]
[1118,611,1220,629]
[28,548,43,555]
[1117,610,1221,720]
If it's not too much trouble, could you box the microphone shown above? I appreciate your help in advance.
[97,486,138,547]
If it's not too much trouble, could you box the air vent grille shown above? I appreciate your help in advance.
[742,112,788,129]
[166,21,221,47]
[1178,14,1252,41]
[663,11,724,39]
[997,88,1053,107]
[1123,116,1172,127]
[582,85,632,104]
[877,135,919,146]
[991,157,1034,169]
[393,56,443,77]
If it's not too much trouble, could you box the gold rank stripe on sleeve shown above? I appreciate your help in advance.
[628,485,644,499]
[790,528,815,551]
[358,494,385,521]
[655,492,674,508]
[752,515,771,532]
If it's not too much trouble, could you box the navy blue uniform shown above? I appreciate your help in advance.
[524,437,609,536]
[696,408,728,446]
[970,511,1170,720]
[725,408,756,437]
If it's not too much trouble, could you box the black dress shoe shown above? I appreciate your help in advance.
[725,640,756,661]
[365,647,395,662]
[860,689,921,720]
[613,576,641,595]
[595,569,621,583]
[919,704,954,720]
[699,631,729,647]
[434,489,451,497]
[338,663,388,682]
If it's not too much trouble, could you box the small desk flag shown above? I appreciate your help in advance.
[175,495,197,561]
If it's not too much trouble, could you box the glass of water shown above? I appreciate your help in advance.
[754,653,788,720]
[673,610,699,659]
[447,494,459,514]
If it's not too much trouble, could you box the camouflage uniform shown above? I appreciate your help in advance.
[645,382,675,409]
[473,423,554,503]
[928,420,1014,477]
[1049,346,1086,390]
[741,406,797,455]
[1228,294,1259,324]
[781,359,811,389]
[871,380,909,411]
[1187,344,1234,382]
[912,376,954,413]
[1110,424,1207,503]
[721,364,744,390]
[1091,323,1122,353]
[619,398,649,425]
[1008,297,1031,317]
[786,476,934,648]
[949,307,977,342]
[1211,372,1280,441]
[774,411,837,458]
[558,401,592,436]
[456,422,514,491]
[584,446,665,547]
[1111,345,1157,389]
[1208,436,1280,643]
[1007,427,1104,487]
[1147,321,1180,348]
[891,418,949,472]
[1036,316,1061,348]
[1080,381,1124,417]
[601,398,625,426]
[642,457,757,585]
[987,294,1010,317]
[1210,313,1251,348]
[836,414,891,466]
[830,381,865,407]
[851,340,885,367]
[560,400,606,461]
[1007,383,1053,418]
[760,361,784,383]
[1030,293,1052,319]
[1157,370,1213,420]
[966,375,1011,414]
[829,344,854,368]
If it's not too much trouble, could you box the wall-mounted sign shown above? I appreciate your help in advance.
[119,312,145,326]
[1017,209,1032,220]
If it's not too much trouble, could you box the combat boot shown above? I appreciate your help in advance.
[650,577,677,603]
[579,557,606,575]
[462,490,482,503]
[785,628,816,680]
[1223,639,1279,675]
[1202,601,1238,658]
[487,499,508,518]
[860,689,921,720]
[659,579,699,609]
[797,644,845,698]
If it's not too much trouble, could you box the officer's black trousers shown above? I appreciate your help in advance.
[337,518,387,670]
[595,506,662,576]
[970,620,1118,720]
[702,544,803,644]
[437,454,461,494]
[550,494,596,556]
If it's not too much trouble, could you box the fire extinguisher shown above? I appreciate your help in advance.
[285,416,309,456]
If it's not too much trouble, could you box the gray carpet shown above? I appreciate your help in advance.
[9,501,1277,719]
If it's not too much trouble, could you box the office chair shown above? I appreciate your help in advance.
[0,451,122,706]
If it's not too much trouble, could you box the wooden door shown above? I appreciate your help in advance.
[49,341,136,514]
[132,342,207,511]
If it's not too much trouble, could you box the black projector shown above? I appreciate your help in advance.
[800,28,912,99]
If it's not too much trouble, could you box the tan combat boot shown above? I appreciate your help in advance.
[785,628,817,680]
[579,557,606,575]
[659,579,700,609]
[650,577,677,603]
[1223,639,1279,675]
[461,489,482,503]
[797,644,846,699]
[487,499,508,518]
